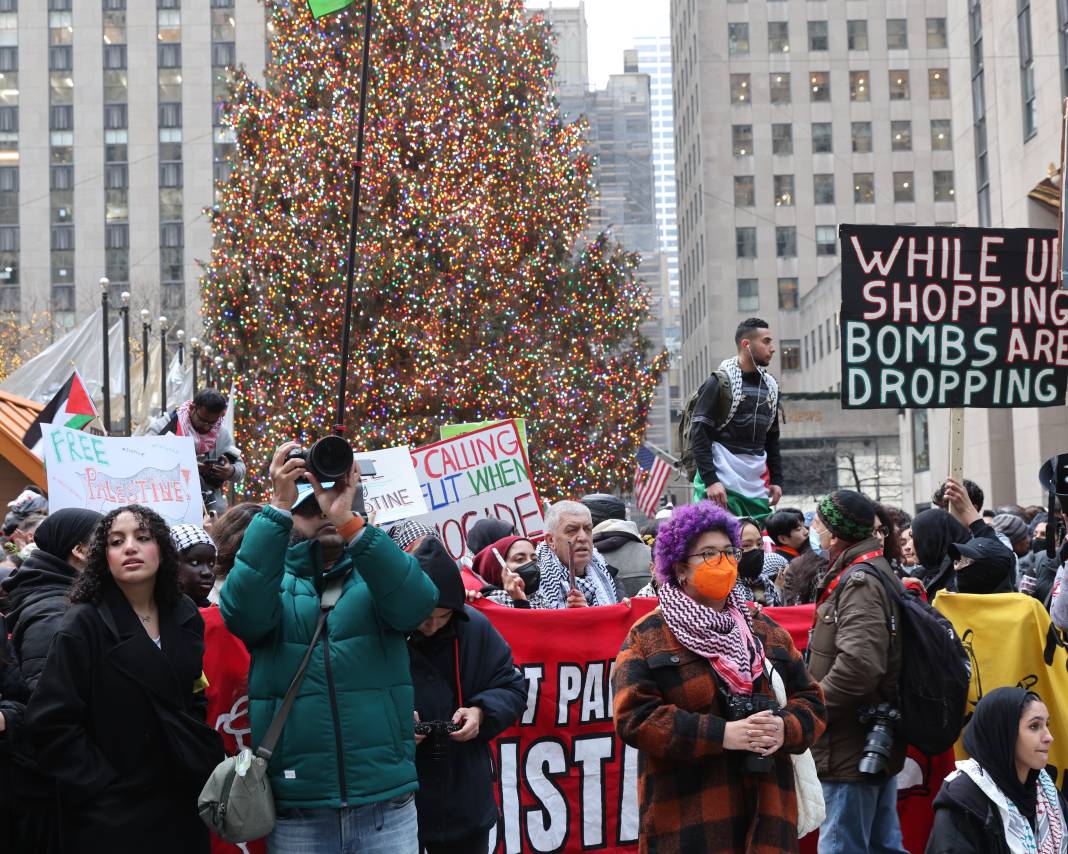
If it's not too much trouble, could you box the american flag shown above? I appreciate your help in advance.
[634,445,672,517]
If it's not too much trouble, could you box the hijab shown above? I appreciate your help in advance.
[911,509,972,593]
[32,509,103,563]
[466,518,516,557]
[471,535,530,588]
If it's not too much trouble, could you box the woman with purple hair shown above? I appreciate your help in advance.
[612,501,827,853]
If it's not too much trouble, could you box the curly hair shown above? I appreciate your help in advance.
[654,501,741,587]
[211,502,262,578]
[70,504,182,610]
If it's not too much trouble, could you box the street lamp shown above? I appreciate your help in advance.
[100,277,111,433]
[120,291,132,435]
[176,329,185,366]
[190,337,200,398]
[159,315,169,415]
[140,309,151,389]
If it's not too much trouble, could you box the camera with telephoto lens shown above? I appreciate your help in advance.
[723,692,781,773]
[285,436,354,483]
[858,703,901,776]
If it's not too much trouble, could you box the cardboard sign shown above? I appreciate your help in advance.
[440,419,529,452]
[840,225,1068,409]
[410,420,543,560]
[353,445,427,526]
[41,423,204,524]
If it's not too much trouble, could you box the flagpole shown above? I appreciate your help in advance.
[100,277,111,433]
[120,291,131,436]
[159,316,168,416]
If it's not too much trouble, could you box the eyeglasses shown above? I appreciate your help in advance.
[875,525,890,537]
[686,547,742,563]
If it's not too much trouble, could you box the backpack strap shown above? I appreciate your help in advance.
[830,562,899,644]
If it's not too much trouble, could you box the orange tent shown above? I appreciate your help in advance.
[0,389,45,502]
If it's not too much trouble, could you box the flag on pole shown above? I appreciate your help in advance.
[634,445,672,517]
[308,0,353,18]
[22,369,99,454]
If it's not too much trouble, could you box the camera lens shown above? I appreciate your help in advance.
[307,436,354,480]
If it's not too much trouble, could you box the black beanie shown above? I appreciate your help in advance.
[32,509,104,562]
[413,537,469,620]
[817,490,876,542]
[581,494,626,528]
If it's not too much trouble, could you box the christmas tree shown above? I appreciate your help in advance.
[201,0,668,498]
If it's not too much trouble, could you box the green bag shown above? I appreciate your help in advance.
[198,576,345,843]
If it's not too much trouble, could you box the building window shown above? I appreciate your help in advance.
[103,45,126,70]
[931,118,952,150]
[737,278,759,311]
[781,340,801,371]
[887,18,909,49]
[773,174,794,206]
[894,171,915,202]
[848,20,869,50]
[810,71,830,101]
[734,175,755,207]
[851,122,872,153]
[732,124,753,156]
[736,227,757,258]
[211,42,235,68]
[813,173,835,204]
[104,104,127,130]
[730,74,750,104]
[159,162,182,187]
[816,225,837,256]
[889,71,910,100]
[808,21,829,51]
[159,102,182,128]
[775,226,797,257]
[778,277,799,310]
[927,17,948,48]
[49,46,73,72]
[933,170,955,201]
[728,22,749,55]
[891,120,912,151]
[971,0,991,226]
[104,70,128,103]
[850,71,869,101]
[929,68,949,99]
[769,72,791,104]
[768,21,790,53]
[158,44,181,68]
[1019,0,1037,139]
[854,173,875,203]
[772,123,793,155]
[913,409,930,472]
[812,122,833,153]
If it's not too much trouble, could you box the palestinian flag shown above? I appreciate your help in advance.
[693,444,772,521]
[308,0,352,18]
[22,370,98,454]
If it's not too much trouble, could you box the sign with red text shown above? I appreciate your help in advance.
[840,225,1068,408]
[410,419,543,560]
[40,423,203,524]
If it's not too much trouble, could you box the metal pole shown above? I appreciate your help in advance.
[159,316,169,416]
[203,345,213,388]
[190,338,199,399]
[140,309,151,389]
[120,291,132,436]
[176,329,185,366]
[100,277,111,433]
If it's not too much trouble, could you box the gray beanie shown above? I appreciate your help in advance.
[991,513,1028,545]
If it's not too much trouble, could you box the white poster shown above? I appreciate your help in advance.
[354,445,427,526]
[41,423,204,525]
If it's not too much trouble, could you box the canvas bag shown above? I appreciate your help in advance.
[198,575,345,843]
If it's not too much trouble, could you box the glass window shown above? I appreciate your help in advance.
[772,123,793,155]
[160,247,183,282]
[211,7,236,41]
[913,410,930,471]
[732,124,753,156]
[49,12,73,46]
[52,284,75,310]
[734,175,755,207]
[737,278,759,311]
[887,18,908,49]
[50,72,73,105]
[728,23,749,55]
[1020,0,1037,139]
[778,277,799,310]
[776,226,797,257]
[810,71,830,101]
[774,174,794,206]
[104,10,126,45]
[934,170,955,201]
[158,69,182,102]
[159,187,183,221]
[889,71,910,100]
[931,118,952,150]
[891,120,912,151]
[105,247,129,282]
[49,130,73,147]
[851,122,872,153]
[769,72,791,104]
[928,17,948,48]
[850,71,869,101]
[736,227,757,258]
[730,74,750,104]
[158,8,181,42]
[929,68,949,99]
[0,13,16,48]
[212,42,235,68]
[816,226,837,256]
[812,122,833,153]
[105,189,128,222]
[809,21,829,51]
[894,171,915,202]
[103,44,126,70]
[814,173,835,204]
[158,44,181,68]
[49,46,72,72]
[848,20,869,50]
[768,21,790,53]
[0,71,16,107]
[781,340,801,371]
[104,70,128,103]
[854,172,875,203]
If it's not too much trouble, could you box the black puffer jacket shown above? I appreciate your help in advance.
[0,637,30,854]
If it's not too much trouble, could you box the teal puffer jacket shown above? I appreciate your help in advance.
[220,506,439,808]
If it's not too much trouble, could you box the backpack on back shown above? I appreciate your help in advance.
[677,369,732,482]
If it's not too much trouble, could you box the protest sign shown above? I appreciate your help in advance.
[840,225,1068,409]
[41,423,203,525]
[410,420,543,560]
[441,418,529,452]
[353,445,427,525]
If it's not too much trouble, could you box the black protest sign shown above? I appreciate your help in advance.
[840,224,1068,409]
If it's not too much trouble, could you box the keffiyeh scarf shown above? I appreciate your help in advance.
[718,356,779,427]
[176,399,223,455]
[536,542,617,608]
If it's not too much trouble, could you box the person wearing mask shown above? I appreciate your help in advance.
[927,687,1064,854]
[613,501,826,852]
[582,493,653,597]
[25,505,222,853]
[407,538,526,854]
[765,509,808,562]
[940,479,1017,594]
[536,500,622,608]
[737,517,787,606]
[808,490,907,854]
[910,509,974,596]
[170,524,217,608]
[780,521,828,606]
[1,507,102,853]
[470,535,548,608]
[220,444,439,854]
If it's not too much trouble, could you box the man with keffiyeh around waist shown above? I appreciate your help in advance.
[690,317,783,522]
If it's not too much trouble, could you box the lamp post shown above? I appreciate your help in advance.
[214,356,224,390]
[100,277,111,433]
[190,337,199,398]
[203,345,213,387]
[176,329,185,366]
[120,291,132,436]
[159,315,169,416]
[140,309,151,389]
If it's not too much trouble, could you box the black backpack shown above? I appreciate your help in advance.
[677,369,731,482]
[836,563,970,756]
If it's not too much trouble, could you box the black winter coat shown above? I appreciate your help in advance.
[408,604,526,842]
[0,636,30,852]
[24,580,222,854]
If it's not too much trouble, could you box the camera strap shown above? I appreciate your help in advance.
[817,550,884,606]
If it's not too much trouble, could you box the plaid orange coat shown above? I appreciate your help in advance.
[612,608,826,854]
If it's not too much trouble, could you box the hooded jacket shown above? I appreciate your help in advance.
[910,510,973,596]
[592,519,652,597]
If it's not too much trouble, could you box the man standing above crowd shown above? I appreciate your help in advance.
[689,317,783,521]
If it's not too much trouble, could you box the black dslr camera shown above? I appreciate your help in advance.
[414,720,461,737]
[858,703,901,776]
[285,436,354,482]
[723,692,781,773]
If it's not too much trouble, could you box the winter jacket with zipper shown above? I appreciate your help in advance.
[407,605,526,842]
[219,505,439,809]
[807,538,906,783]
[593,519,653,597]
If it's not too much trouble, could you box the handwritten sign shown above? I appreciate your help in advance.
[41,423,203,525]
[410,420,544,560]
[353,445,427,526]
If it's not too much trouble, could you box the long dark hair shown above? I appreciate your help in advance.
[70,504,182,610]
[212,502,262,578]
[876,504,903,566]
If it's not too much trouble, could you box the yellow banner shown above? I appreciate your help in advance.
[934,592,1068,787]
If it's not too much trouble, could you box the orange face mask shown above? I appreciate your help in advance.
[690,554,738,601]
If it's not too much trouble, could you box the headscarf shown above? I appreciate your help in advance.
[169,524,216,557]
[176,399,224,455]
[388,520,438,552]
[32,509,103,562]
[471,535,531,588]
[911,509,972,595]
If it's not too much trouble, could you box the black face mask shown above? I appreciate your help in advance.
[739,548,765,582]
[1031,538,1047,554]
[513,560,541,596]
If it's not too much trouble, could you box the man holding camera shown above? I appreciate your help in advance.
[807,490,907,854]
[220,442,439,854]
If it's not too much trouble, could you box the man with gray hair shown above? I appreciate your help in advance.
[535,500,622,608]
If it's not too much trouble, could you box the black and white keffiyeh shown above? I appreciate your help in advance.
[169,524,215,556]
[717,356,779,427]
[535,542,618,608]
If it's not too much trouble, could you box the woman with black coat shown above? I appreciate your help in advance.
[24,505,222,854]
[0,636,30,854]
[927,687,1067,854]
